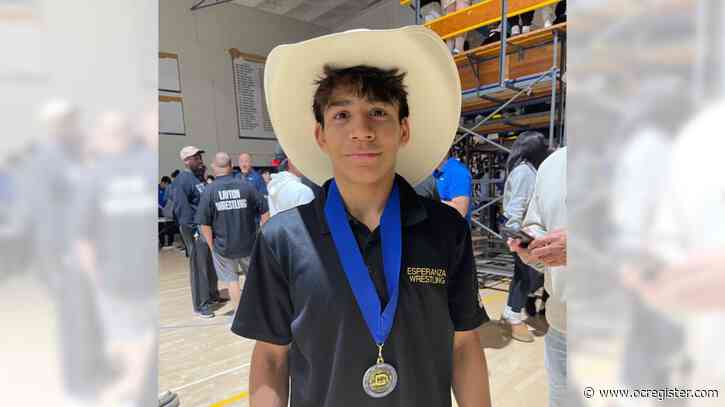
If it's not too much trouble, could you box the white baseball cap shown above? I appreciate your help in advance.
[179,146,204,161]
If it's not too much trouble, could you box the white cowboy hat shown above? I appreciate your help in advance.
[264,26,461,186]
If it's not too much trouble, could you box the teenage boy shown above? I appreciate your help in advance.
[232,27,492,407]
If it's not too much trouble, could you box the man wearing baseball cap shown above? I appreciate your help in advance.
[232,27,491,406]
[172,146,223,318]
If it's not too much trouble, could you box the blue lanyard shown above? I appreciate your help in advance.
[324,180,402,346]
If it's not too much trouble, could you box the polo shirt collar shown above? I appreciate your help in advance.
[314,174,428,236]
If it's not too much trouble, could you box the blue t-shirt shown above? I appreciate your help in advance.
[434,158,473,222]
[235,169,268,196]
[158,186,167,209]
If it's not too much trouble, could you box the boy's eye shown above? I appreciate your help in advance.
[333,111,349,120]
[370,109,387,118]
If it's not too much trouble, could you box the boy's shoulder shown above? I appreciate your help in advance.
[417,194,468,230]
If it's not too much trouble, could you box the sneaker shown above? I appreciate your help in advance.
[483,31,501,45]
[511,25,520,36]
[510,321,534,342]
[211,297,229,305]
[159,391,179,407]
[522,25,531,34]
[544,18,553,28]
[526,314,549,336]
[195,306,215,319]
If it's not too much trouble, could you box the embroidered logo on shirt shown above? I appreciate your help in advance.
[406,267,447,285]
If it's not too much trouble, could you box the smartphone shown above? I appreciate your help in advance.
[512,230,535,249]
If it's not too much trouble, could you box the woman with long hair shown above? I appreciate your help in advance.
[501,131,550,342]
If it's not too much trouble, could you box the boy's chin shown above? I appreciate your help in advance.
[335,168,395,186]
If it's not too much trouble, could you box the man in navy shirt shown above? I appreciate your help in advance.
[434,154,473,222]
[232,27,491,407]
[236,152,268,197]
[196,152,269,309]
[172,146,223,318]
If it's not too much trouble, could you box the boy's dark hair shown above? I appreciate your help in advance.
[170,169,180,178]
[312,65,409,127]
[160,176,172,184]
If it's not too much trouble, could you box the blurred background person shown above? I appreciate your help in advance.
[610,78,690,398]
[172,146,221,319]
[500,131,550,342]
[197,152,269,309]
[509,146,567,407]
[158,175,176,250]
[29,101,110,407]
[261,169,271,186]
[158,176,172,217]
[165,169,185,252]
[236,152,268,197]
[0,154,32,279]
[267,143,314,217]
[621,101,725,402]
[442,0,470,53]
[75,109,157,407]
[414,173,441,201]
[434,150,473,221]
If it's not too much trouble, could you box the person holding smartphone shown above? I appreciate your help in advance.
[508,147,567,407]
[501,131,550,342]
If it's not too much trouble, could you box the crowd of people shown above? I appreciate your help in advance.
[159,145,320,318]
[0,102,158,406]
[418,0,567,53]
[160,144,488,320]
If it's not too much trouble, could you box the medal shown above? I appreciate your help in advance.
[325,180,402,398]
[362,344,398,398]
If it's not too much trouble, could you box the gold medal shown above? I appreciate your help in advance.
[362,344,398,398]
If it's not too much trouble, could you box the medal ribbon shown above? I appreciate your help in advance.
[324,179,402,347]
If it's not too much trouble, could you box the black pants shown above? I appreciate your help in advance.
[507,11,534,27]
[45,261,110,400]
[507,253,544,312]
[179,225,219,312]
[158,219,177,247]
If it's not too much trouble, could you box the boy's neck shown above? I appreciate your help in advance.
[334,172,396,232]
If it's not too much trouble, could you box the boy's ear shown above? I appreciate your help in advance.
[314,123,326,151]
[399,117,411,147]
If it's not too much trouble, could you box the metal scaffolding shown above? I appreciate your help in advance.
[410,0,567,282]
[190,0,235,11]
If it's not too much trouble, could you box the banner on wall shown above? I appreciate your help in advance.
[230,49,274,140]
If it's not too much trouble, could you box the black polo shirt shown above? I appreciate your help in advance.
[348,215,388,306]
[195,175,268,258]
[232,175,488,407]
